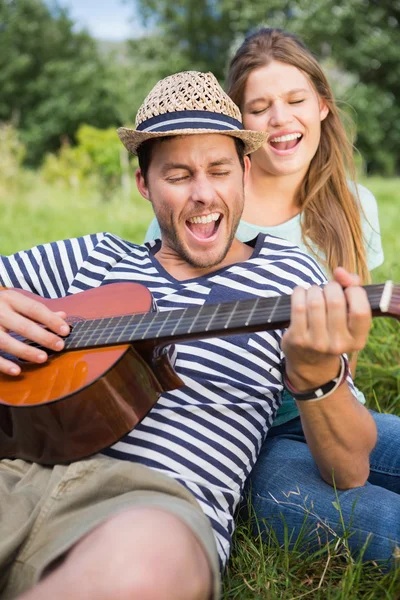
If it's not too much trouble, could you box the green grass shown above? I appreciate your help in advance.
[362,177,400,284]
[0,173,154,254]
[223,517,400,599]
[356,177,400,416]
[1,174,399,598]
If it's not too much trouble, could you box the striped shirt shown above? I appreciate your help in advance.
[1,232,333,567]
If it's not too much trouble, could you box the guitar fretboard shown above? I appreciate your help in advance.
[63,283,390,350]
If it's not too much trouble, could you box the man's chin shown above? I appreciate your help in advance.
[184,245,230,270]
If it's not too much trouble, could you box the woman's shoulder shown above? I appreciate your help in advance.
[349,181,379,217]
[349,181,384,270]
[144,217,162,242]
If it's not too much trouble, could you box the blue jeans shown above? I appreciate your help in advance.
[245,410,400,566]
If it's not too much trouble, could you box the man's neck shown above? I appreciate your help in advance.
[154,238,254,281]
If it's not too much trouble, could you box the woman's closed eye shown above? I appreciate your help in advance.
[249,108,267,115]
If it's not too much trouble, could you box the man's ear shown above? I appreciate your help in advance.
[243,155,251,187]
[136,168,150,201]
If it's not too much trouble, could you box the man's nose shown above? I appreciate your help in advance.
[190,175,216,204]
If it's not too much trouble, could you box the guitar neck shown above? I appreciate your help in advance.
[63,282,397,351]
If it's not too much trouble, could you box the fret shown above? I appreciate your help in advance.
[127,311,149,341]
[154,309,176,338]
[187,305,204,334]
[224,301,239,329]
[115,314,137,343]
[81,317,108,347]
[267,296,281,324]
[97,317,117,346]
[56,282,397,353]
[139,313,158,340]
[64,322,82,350]
[204,303,221,332]
[138,310,173,340]
[170,307,188,336]
[245,297,260,327]
[101,315,125,345]
[67,318,98,348]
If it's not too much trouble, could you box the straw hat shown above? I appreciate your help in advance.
[117,71,267,156]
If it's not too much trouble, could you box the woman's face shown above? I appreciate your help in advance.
[242,60,329,179]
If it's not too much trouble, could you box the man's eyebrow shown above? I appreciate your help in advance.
[209,158,236,167]
[161,162,191,174]
[161,157,235,173]
[245,88,310,106]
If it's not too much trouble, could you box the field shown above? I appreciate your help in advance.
[1,175,399,598]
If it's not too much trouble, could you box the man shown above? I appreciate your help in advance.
[0,71,377,600]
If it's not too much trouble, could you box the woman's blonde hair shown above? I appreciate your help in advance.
[227,28,369,282]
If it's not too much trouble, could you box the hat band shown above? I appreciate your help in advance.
[136,110,243,133]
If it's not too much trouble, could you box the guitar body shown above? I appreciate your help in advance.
[0,283,180,464]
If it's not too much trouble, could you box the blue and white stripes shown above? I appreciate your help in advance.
[136,110,244,133]
[1,232,343,568]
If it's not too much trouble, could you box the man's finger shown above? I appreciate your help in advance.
[345,286,372,348]
[333,267,361,288]
[306,286,328,350]
[0,291,69,337]
[0,355,22,376]
[324,281,349,352]
[0,310,66,355]
[287,286,308,341]
[0,327,51,363]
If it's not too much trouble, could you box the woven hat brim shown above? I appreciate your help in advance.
[117,127,268,156]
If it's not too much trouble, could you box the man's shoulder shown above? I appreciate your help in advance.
[250,233,327,287]
[85,232,147,256]
[256,232,322,264]
[0,232,150,293]
[46,232,149,263]
[257,232,301,253]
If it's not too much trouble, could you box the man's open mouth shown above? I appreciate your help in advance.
[186,212,222,240]
[269,132,303,151]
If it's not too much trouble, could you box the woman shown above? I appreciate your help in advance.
[144,28,399,565]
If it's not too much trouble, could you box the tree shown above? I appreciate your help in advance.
[0,0,121,164]
[278,0,400,173]
[126,0,400,173]
[42,125,132,199]
[130,0,290,80]
[0,123,25,196]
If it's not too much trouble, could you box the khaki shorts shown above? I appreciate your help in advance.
[0,455,221,599]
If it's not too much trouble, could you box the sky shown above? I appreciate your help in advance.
[54,0,143,41]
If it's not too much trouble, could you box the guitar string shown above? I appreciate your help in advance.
[58,288,398,344]
[64,291,395,347]
[14,286,398,351]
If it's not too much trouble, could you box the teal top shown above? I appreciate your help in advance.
[144,183,384,426]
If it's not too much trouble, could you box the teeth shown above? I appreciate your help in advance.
[188,212,220,224]
[270,133,302,143]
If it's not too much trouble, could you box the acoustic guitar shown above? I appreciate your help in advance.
[0,281,398,464]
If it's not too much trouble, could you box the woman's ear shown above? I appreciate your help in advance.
[320,99,329,122]
[136,168,150,201]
